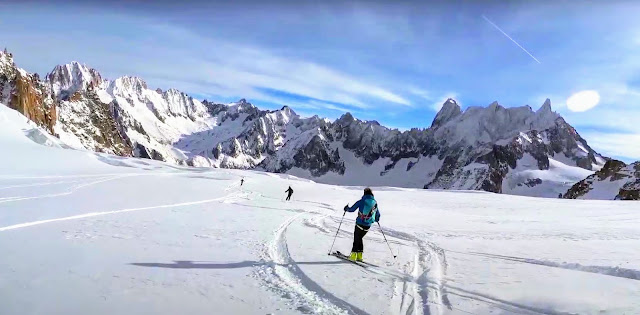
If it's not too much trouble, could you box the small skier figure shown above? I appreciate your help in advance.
[285,186,294,201]
[344,187,380,262]
[241,178,244,186]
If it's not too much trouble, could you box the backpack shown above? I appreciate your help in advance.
[357,198,378,225]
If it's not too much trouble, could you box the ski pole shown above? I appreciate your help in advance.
[328,211,346,255]
[377,222,397,259]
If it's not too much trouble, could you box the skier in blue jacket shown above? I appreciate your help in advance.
[344,187,380,262]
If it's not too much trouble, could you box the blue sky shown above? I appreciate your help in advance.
[1,1,639,161]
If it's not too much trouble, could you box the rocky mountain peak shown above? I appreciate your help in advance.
[538,98,552,113]
[0,49,57,133]
[233,98,251,108]
[279,105,296,117]
[46,62,103,98]
[0,49,15,72]
[433,99,563,145]
[335,112,356,126]
[109,76,148,96]
[431,98,462,128]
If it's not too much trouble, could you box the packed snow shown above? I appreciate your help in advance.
[1,104,639,314]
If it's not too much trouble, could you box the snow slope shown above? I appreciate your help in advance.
[502,154,593,197]
[1,104,639,314]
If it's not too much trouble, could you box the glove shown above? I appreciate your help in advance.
[343,205,349,211]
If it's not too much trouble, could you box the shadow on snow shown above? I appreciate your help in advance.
[130,260,347,269]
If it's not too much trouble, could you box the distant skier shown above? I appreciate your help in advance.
[285,186,294,201]
[344,187,380,262]
[241,178,244,186]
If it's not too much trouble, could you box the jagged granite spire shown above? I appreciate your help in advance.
[431,98,462,128]
[46,61,103,98]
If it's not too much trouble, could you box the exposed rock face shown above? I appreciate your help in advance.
[47,61,103,98]
[422,100,603,195]
[292,135,345,177]
[0,49,610,198]
[431,98,462,128]
[564,160,640,200]
[48,64,212,162]
[45,62,132,156]
[0,49,57,133]
[55,91,133,156]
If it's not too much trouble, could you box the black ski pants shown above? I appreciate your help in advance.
[351,224,369,253]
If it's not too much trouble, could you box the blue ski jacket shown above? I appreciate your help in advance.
[346,195,380,227]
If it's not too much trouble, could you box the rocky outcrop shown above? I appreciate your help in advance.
[287,135,345,176]
[565,160,639,200]
[0,49,57,133]
[55,91,133,156]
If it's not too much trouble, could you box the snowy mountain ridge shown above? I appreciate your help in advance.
[0,49,622,198]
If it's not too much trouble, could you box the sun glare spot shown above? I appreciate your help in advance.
[566,90,600,112]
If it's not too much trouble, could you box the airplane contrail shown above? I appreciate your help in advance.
[482,15,541,64]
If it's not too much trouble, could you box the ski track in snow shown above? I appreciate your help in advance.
[467,251,640,281]
[286,211,454,315]
[231,193,577,315]
[0,172,145,179]
[375,227,451,315]
[257,208,369,315]
[0,183,246,232]
[0,174,135,204]
[0,178,87,190]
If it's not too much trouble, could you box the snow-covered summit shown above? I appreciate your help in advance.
[107,76,149,97]
[46,61,103,98]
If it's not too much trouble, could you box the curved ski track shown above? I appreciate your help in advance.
[257,210,368,315]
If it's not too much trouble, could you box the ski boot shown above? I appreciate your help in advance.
[349,252,358,261]
[356,252,363,262]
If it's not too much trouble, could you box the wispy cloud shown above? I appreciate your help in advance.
[137,23,412,108]
[482,15,541,64]
[408,87,431,100]
[580,132,640,162]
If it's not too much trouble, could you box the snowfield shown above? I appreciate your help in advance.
[1,105,640,315]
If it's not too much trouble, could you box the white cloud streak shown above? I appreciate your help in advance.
[482,15,542,64]
[580,132,640,161]
[139,23,411,108]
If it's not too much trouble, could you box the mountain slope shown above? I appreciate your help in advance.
[0,50,608,197]
[565,160,640,200]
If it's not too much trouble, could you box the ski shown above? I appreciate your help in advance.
[330,251,378,268]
